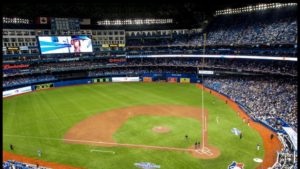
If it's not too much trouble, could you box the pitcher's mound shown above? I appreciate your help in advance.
[152,126,171,133]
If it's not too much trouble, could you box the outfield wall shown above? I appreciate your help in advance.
[141,73,199,83]
[3,86,32,98]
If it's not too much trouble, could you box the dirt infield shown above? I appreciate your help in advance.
[197,84,283,169]
[64,104,220,159]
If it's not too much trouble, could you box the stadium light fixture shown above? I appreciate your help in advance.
[215,3,297,15]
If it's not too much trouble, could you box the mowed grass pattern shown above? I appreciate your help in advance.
[3,83,264,169]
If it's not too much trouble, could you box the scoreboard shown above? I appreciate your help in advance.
[51,18,80,31]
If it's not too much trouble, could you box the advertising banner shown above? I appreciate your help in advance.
[109,58,127,63]
[143,77,153,82]
[93,78,111,83]
[127,54,297,61]
[112,77,139,82]
[19,46,29,50]
[7,47,19,51]
[35,83,54,90]
[167,77,177,83]
[59,57,80,61]
[198,70,214,74]
[3,86,32,98]
[180,78,190,83]
[3,64,30,69]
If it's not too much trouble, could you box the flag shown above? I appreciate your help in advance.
[36,17,49,24]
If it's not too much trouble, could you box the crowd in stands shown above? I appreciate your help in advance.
[88,67,195,77]
[126,7,297,50]
[3,75,56,88]
[3,160,49,169]
[273,146,296,169]
[126,58,297,76]
[3,58,297,78]
[126,46,297,57]
[199,16,297,46]
[273,134,297,169]
[204,76,297,132]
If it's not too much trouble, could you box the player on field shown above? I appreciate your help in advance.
[9,144,14,151]
[38,149,42,157]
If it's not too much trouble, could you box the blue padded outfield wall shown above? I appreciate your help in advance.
[53,79,92,87]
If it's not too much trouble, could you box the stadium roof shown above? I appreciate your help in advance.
[2,2,263,18]
[2,2,296,28]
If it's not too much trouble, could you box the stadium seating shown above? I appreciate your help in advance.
[2,3,298,169]
[3,160,50,169]
[126,7,297,56]
[204,76,297,132]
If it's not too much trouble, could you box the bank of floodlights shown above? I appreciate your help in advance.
[3,17,30,24]
[215,3,297,16]
[97,18,173,26]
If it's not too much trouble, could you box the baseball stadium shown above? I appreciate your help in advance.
[2,2,298,169]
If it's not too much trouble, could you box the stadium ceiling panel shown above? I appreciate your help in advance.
[2,2,257,23]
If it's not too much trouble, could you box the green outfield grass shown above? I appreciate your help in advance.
[3,83,264,169]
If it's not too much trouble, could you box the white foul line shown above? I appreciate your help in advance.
[4,134,194,152]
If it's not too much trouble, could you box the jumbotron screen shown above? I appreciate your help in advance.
[37,35,93,54]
